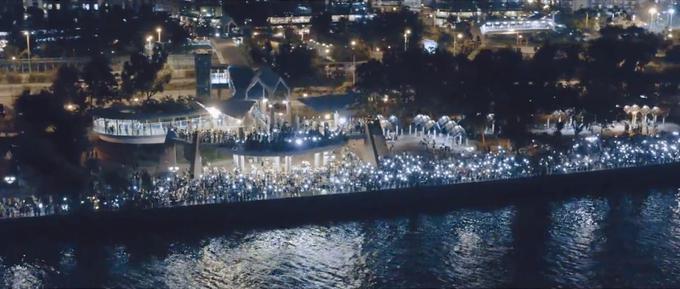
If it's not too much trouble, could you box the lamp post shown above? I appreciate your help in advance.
[146,35,153,55]
[156,27,162,43]
[403,29,411,52]
[454,32,463,54]
[669,8,676,28]
[351,40,356,86]
[23,31,31,74]
[649,7,658,30]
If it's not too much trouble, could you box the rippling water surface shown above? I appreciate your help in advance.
[3,189,680,288]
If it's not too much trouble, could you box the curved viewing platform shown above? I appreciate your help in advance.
[92,103,245,144]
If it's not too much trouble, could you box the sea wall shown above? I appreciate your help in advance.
[2,163,680,239]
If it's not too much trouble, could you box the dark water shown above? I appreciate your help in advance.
[2,188,680,288]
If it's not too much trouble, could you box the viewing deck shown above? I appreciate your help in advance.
[92,105,243,144]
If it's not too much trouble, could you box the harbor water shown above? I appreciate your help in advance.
[1,187,680,288]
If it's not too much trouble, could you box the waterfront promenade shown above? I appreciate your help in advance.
[1,134,680,223]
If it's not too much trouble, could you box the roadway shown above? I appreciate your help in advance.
[210,38,250,66]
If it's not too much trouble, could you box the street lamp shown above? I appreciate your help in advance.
[669,8,676,28]
[156,27,162,43]
[351,40,357,86]
[403,29,411,52]
[454,32,463,54]
[146,35,153,55]
[649,7,658,30]
[23,31,31,74]
[64,103,76,112]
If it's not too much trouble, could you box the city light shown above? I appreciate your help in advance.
[650,7,658,29]
[205,106,222,119]
[3,176,16,185]
[156,27,162,42]
[23,30,31,73]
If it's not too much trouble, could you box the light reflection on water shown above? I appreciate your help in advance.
[3,189,680,288]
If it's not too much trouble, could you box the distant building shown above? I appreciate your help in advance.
[25,0,152,11]
[1,0,23,27]
[557,0,646,12]
[369,0,424,12]
[327,1,375,23]
[180,0,234,37]
[484,1,529,19]
[402,0,424,11]
[433,1,481,27]
[267,3,313,26]
[371,0,402,12]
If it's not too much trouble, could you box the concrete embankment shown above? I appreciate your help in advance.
[2,163,680,240]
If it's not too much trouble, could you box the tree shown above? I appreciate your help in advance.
[273,43,317,85]
[580,26,661,119]
[82,54,119,106]
[357,59,387,92]
[51,65,86,109]
[359,8,423,49]
[120,46,170,101]
[13,89,90,193]
[310,12,332,41]
[665,45,680,64]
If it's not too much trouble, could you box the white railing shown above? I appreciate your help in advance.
[93,115,242,138]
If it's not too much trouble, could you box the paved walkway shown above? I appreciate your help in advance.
[210,38,250,66]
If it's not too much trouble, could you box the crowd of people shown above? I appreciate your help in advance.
[173,125,350,152]
[3,134,680,219]
[0,195,65,219]
[175,128,240,145]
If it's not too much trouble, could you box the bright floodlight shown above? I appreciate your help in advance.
[205,106,221,119]
[649,7,658,15]
[3,175,16,185]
